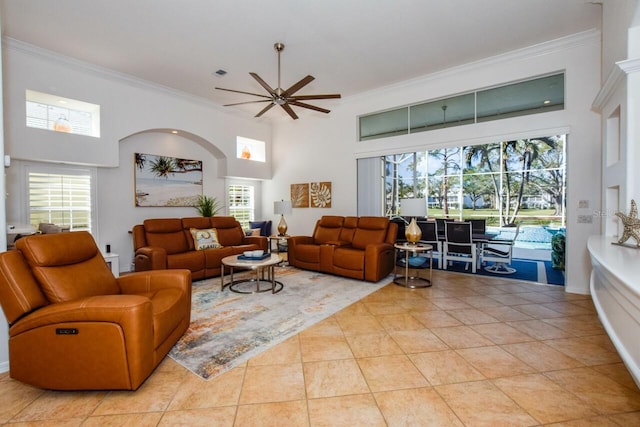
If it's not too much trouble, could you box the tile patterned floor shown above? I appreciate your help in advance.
[1,269,639,426]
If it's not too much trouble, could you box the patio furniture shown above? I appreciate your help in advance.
[481,224,520,274]
[443,221,477,273]
[418,220,442,269]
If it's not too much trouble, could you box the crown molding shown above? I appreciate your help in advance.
[1,37,251,118]
[592,57,640,111]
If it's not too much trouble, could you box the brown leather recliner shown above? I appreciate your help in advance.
[0,231,192,391]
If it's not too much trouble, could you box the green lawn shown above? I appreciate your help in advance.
[426,208,563,226]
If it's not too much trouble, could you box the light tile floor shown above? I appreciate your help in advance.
[1,270,639,426]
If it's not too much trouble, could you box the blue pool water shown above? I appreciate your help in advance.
[487,225,564,250]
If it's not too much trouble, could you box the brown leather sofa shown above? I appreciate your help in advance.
[0,231,191,390]
[132,216,268,280]
[287,216,397,282]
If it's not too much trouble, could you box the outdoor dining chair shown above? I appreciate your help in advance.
[443,221,477,273]
[418,221,442,269]
[481,224,521,274]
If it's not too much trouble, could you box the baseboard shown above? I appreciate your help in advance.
[0,360,9,373]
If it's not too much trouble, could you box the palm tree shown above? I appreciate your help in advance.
[174,158,202,172]
[430,148,460,217]
[464,143,501,211]
[149,156,176,179]
[504,137,558,224]
[385,153,414,215]
[526,136,565,216]
[135,153,146,170]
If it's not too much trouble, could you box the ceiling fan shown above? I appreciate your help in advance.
[215,43,341,120]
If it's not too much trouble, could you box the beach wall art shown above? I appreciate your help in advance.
[134,153,203,207]
[290,181,332,208]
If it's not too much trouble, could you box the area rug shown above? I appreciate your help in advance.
[169,267,389,380]
[443,258,565,285]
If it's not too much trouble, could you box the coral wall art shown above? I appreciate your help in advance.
[310,182,332,208]
[290,183,309,208]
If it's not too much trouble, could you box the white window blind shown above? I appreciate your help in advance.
[227,184,254,229]
[28,171,92,231]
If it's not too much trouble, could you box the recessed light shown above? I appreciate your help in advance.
[543,100,551,104]
[171,130,178,134]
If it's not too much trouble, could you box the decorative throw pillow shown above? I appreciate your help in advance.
[250,228,262,236]
[190,228,221,250]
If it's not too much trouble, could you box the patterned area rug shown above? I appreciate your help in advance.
[169,266,389,380]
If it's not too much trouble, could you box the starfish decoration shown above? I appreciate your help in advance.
[615,199,640,247]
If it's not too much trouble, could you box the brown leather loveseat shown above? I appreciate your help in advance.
[132,216,268,280]
[0,231,191,390]
[287,216,397,282]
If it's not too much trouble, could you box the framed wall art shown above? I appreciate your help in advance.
[310,182,332,208]
[291,183,309,208]
[134,153,203,207]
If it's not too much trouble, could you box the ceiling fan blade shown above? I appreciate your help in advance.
[255,102,276,118]
[215,87,272,99]
[289,101,330,114]
[250,72,277,95]
[223,100,273,107]
[289,94,341,101]
[280,103,299,120]
[284,75,314,96]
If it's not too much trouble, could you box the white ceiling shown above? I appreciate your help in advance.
[1,0,601,120]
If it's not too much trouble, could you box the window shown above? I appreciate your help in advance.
[410,93,475,133]
[359,73,565,141]
[383,135,566,229]
[26,90,101,138]
[360,107,408,141]
[228,184,255,228]
[27,166,94,231]
[476,74,564,122]
[236,136,266,162]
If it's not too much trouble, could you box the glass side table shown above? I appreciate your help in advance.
[393,242,433,288]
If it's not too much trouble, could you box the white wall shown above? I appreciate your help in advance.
[595,0,640,234]
[265,30,602,295]
[2,39,274,272]
[602,0,639,77]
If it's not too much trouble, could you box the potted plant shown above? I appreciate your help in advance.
[193,195,223,217]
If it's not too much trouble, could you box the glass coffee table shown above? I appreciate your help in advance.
[221,254,284,294]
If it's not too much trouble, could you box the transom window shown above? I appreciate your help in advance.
[360,73,564,141]
[26,90,101,138]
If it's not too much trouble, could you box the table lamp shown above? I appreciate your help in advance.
[274,200,292,236]
[400,198,427,244]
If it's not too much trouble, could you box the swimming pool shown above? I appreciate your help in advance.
[487,225,564,250]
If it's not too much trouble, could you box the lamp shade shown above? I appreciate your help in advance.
[274,200,292,215]
[400,198,427,217]
[400,198,426,244]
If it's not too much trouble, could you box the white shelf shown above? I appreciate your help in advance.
[588,235,640,388]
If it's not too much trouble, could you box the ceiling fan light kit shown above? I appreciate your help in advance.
[215,43,341,120]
